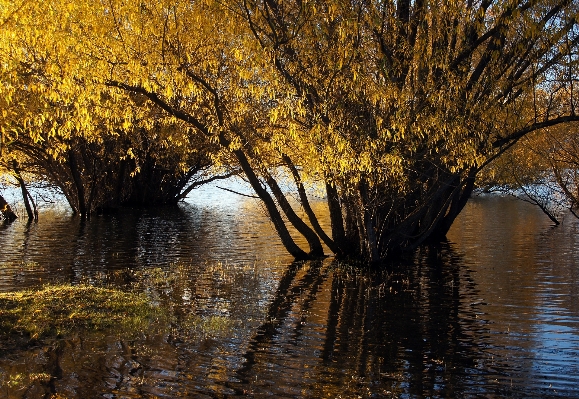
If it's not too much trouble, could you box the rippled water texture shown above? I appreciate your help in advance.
[1,185,579,398]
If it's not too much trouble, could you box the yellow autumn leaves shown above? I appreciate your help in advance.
[1,0,578,221]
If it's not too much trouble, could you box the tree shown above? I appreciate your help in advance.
[548,123,579,218]
[2,0,579,263]
[0,191,17,222]
[0,0,230,217]
[232,0,579,261]
[482,121,579,223]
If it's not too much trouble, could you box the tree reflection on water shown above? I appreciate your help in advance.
[1,195,579,397]
[229,246,496,398]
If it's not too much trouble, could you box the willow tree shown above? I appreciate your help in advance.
[543,123,579,217]
[0,0,229,216]
[0,192,17,222]
[3,0,579,262]
[229,0,579,261]
[0,0,328,257]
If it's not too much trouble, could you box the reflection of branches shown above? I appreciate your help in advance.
[231,260,326,389]
[228,248,489,397]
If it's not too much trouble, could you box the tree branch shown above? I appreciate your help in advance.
[104,80,212,137]
[493,115,579,148]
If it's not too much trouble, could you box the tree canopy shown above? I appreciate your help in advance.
[0,0,229,215]
[1,0,579,262]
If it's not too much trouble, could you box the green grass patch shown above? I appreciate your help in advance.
[0,284,163,340]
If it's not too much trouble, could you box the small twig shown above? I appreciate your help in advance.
[216,186,259,199]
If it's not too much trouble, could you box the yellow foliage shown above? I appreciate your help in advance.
[1,0,578,230]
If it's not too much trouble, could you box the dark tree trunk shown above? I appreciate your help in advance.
[434,169,477,237]
[325,181,349,256]
[12,160,37,220]
[231,146,310,260]
[359,179,380,263]
[341,195,362,257]
[259,171,324,256]
[115,159,127,207]
[67,150,87,217]
[283,155,338,254]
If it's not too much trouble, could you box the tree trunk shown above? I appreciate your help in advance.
[434,170,477,237]
[67,150,87,217]
[359,180,380,263]
[230,146,310,260]
[263,171,325,256]
[325,181,348,256]
[342,195,362,257]
[283,155,337,254]
[12,160,37,220]
[0,193,18,222]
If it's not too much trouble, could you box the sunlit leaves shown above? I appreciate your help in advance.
[1,0,579,252]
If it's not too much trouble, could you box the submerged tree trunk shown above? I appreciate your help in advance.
[67,150,87,217]
[283,155,338,254]
[263,169,325,257]
[19,181,37,221]
[231,146,310,260]
[12,160,37,220]
[325,181,349,256]
[0,193,18,222]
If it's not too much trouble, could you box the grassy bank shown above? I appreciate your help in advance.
[0,284,161,340]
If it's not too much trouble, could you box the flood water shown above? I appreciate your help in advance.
[1,184,579,398]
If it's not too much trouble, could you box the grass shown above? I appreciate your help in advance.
[0,284,163,340]
[182,314,236,338]
[4,372,51,389]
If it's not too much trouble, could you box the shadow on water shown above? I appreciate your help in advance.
[221,244,500,398]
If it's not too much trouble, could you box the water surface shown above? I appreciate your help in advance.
[1,185,578,398]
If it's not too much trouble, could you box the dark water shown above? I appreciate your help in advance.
[1,185,579,398]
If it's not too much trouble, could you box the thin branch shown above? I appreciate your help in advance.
[176,171,239,201]
[493,115,579,148]
[105,80,212,136]
[216,185,259,198]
